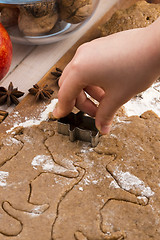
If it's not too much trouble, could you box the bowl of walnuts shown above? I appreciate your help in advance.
[0,0,99,45]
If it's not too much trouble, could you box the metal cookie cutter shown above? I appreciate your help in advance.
[57,111,99,147]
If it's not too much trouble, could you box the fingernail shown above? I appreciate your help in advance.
[99,125,111,135]
[52,109,58,118]
[48,112,57,121]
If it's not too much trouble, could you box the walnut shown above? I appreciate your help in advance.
[18,1,58,36]
[1,7,19,27]
[21,1,57,18]
[58,0,93,24]
[101,1,160,37]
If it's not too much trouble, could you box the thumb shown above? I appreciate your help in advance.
[95,94,120,135]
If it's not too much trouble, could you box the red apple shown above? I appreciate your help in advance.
[0,23,12,81]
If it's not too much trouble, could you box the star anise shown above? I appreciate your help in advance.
[0,82,24,107]
[51,67,62,86]
[28,84,54,101]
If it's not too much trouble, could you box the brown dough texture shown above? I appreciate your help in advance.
[101,1,160,36]
[0,110,160,239]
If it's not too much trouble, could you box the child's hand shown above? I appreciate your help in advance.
[53,21,160,134]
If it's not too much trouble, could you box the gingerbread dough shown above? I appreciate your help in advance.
[101,1,160,36]
[0,109,160,239]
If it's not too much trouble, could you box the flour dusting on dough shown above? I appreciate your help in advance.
[6,99,58,133]
[60,158,77,171]
[80,144,94,154]
[124,84,160,117]
[32,155,78,175]
[109,180,120,189]
[113,167,154,197]
[3,137,20,146]
[137,196,148,205]
[0,171,9,187]
[32,155,57,171]
[32,206,45,214]
[26,212,40,218]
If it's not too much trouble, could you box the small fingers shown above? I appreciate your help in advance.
[84,86,105,102]
[53,71,85,119]
[58,62,71,87]
[95,94,121,135]
[75,90,97,117]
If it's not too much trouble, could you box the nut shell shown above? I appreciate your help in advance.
[18,12,58,36]
[58,0,93,24]
[18,1,58,36]
[1,7,19,27]
[21,1,57,18]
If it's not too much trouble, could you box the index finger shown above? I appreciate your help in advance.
[53,69,86,119]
